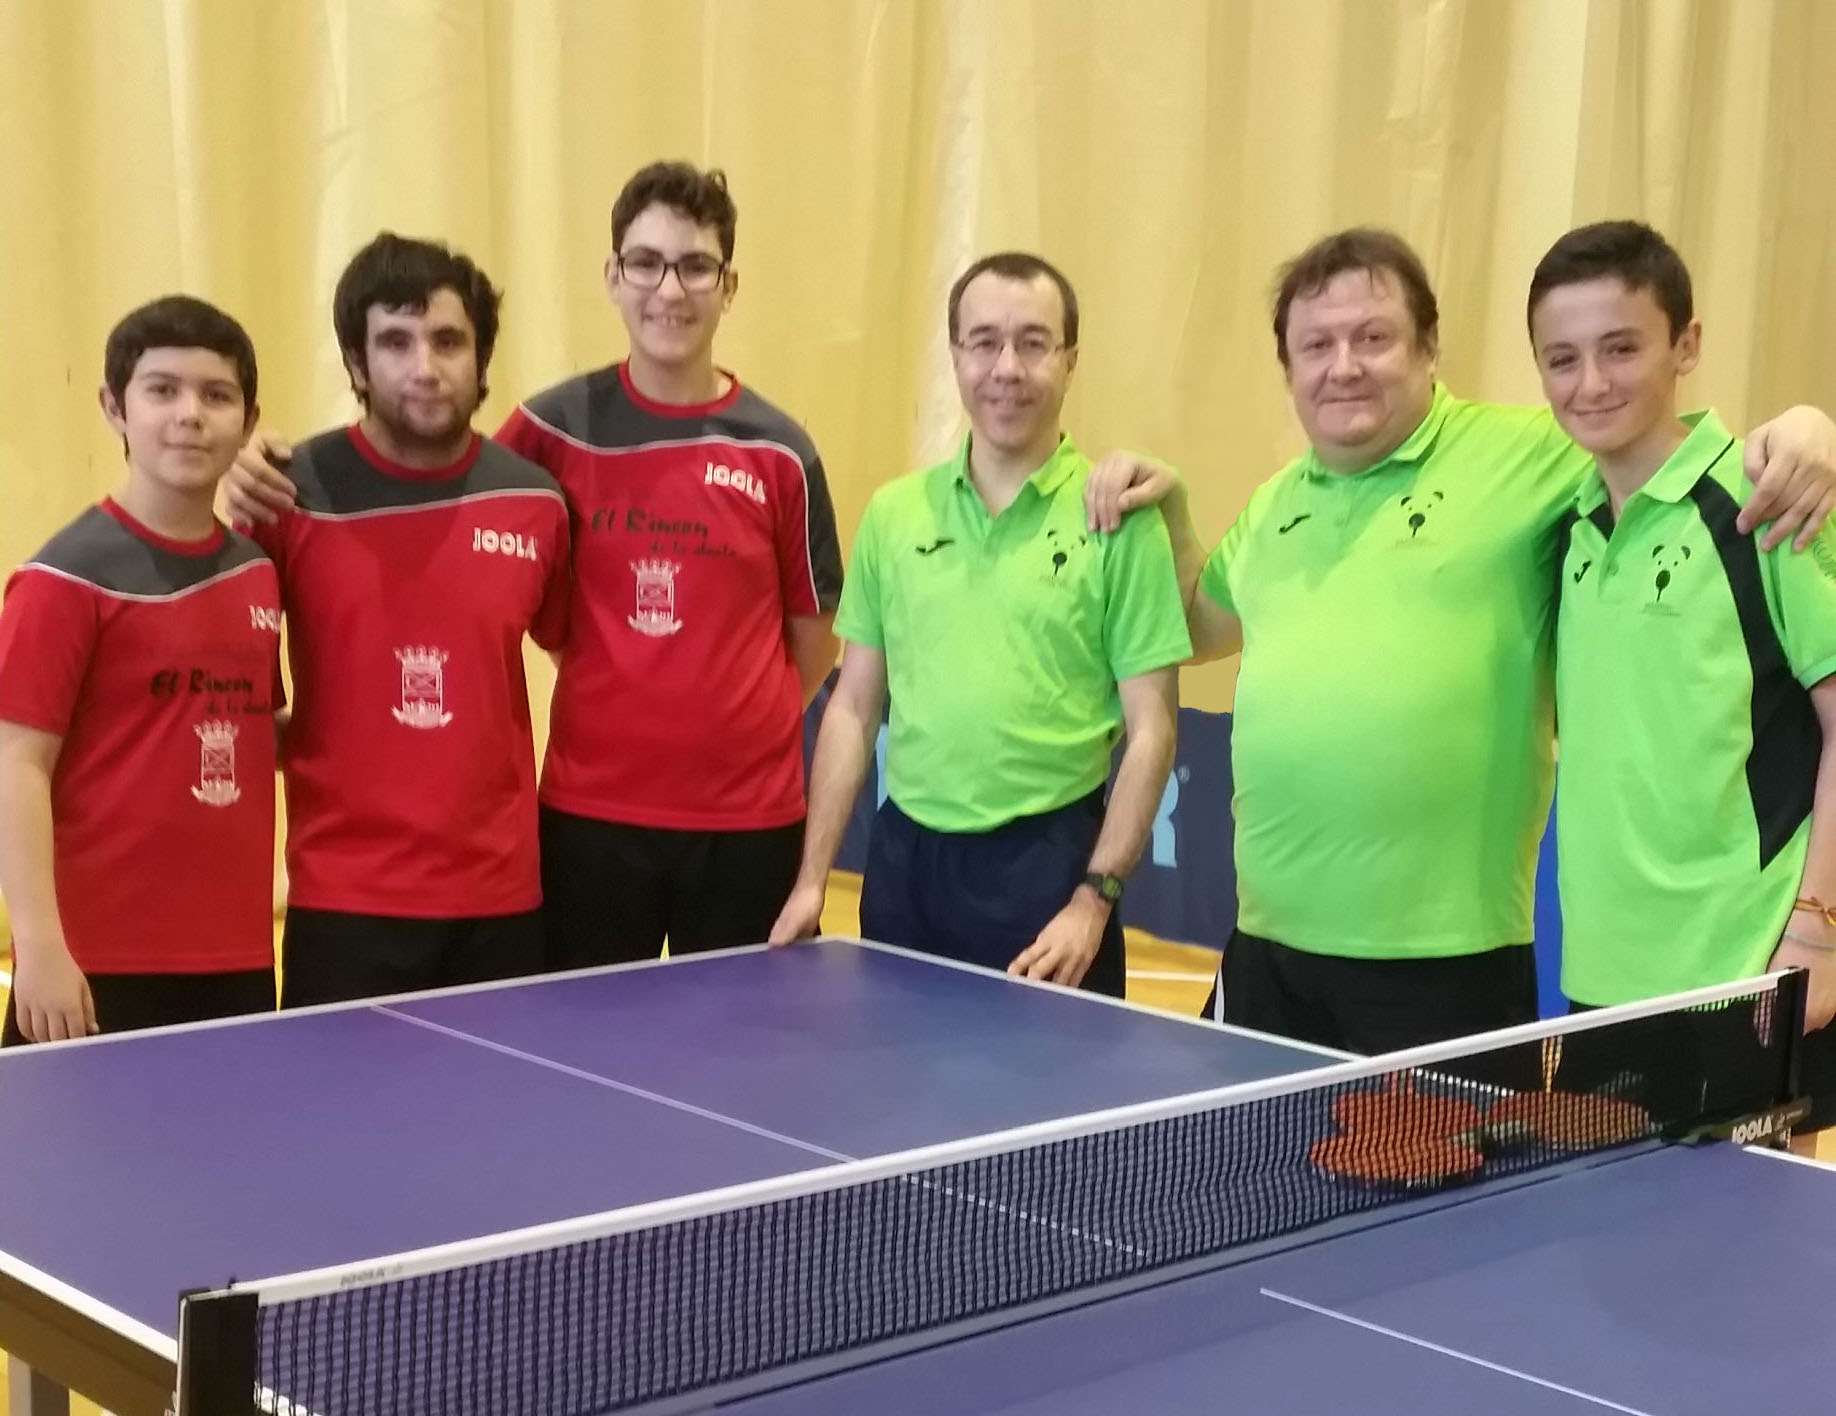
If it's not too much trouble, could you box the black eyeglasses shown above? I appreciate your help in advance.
[616,249,728,293]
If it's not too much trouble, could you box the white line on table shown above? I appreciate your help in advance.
[374,1005,854,1161]
[1258,1289,1656,1415]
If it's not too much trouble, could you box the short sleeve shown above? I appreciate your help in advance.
[1767,519,1836,689]
[493,406,555,469]
[530,498,574,652]
[270,637,289,713]
[0,568,98,737]
[778,448,844,616]
[1198,508,1249,616]
[833,497,885,650]
[242,503,291,578]
[1102,507,1193,680]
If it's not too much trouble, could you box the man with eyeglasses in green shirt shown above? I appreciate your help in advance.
[772,252,1191,995]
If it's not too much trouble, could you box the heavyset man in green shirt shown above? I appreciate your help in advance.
[771,252,1190,994]
[1527,220,1836,1137]
[1088,228,1836,1054]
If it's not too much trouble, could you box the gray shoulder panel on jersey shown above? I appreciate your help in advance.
[218,526,272,571]
[288,426,561,514]
[285,428,369,512]
[468,439,563,495]
[519,369,604,440]
[27,506,269,597]
[718,386,822,466]
[520,368,818,465]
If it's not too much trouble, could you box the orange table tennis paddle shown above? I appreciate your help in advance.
[1311,1076,1652,1188]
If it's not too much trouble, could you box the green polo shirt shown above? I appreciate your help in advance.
[1555,411,1836,1005]
[836,434,1191,833]
[1198,384,1589,958]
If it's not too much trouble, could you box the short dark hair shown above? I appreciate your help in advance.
[332,232,503,405]
[1526,220,1694,341]
[611,162,738,262]
[104,295,258,410]
[1271,228,1439,368]
[947,252,1080,348]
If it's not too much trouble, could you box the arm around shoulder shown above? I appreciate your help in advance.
[1739,406,1836,552]
[1187,587,1243,664]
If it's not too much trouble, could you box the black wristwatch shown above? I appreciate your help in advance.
[1082,871,1125,904]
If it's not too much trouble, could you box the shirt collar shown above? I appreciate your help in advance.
[1299,382,1452,483]
[1573,410,1734,513]
[1573,468,1610,515]
[943,432,1081,498]
[1641,410,1736,502]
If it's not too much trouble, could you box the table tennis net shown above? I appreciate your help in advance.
[187,971,1805,1416]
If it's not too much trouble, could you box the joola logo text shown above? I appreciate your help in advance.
[1729,1116,1771,1145]
[705,462,768,504]
[473,527,540,560]
[1727,1109,1799,1146]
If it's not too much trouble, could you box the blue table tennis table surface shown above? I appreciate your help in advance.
[3,937,1833,1415]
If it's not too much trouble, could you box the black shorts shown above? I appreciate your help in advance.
[280,907,545,1008]
[1562,999,1836,1136]
[1,968,273,1046]
[539,806,804,970]
[1217,929,1539,1055]
[858,788,1125,998]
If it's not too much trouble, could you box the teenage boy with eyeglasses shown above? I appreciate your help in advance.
[495,162,845,966]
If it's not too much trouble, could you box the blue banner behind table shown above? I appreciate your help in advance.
[803,682,1566,1017]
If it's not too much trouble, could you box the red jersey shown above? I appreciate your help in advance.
[496,364,842,831]
[0,500,282,974]
[250,426,570,918]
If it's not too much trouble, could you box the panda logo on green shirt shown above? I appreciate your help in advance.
[1651,543,1692,606]
[1399,489,1445,538]
[1044,526,1089,577]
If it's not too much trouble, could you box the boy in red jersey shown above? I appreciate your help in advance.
[0,296,282,1042]
[244,234,572,1006]
[495,163,844,966]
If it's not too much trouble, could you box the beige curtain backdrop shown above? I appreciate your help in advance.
[3,0,1834,729]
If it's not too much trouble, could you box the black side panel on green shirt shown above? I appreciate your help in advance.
[1686,474,1819,867]
[1554,508,1579,615]
[1553,505,1616,617]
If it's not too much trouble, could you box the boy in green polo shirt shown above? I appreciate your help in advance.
[1530,220,1836,1133]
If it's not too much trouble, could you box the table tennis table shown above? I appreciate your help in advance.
[1,936,1828,1415]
